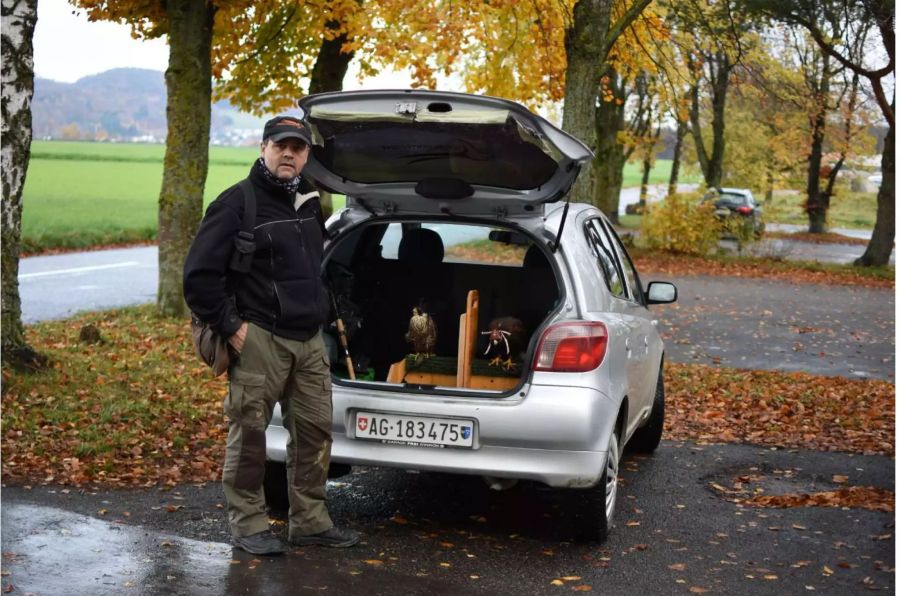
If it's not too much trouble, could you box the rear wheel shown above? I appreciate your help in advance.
[629,366,665,453]
[264,460,353,512]
[263,460,289,512]
[575,427,620,542]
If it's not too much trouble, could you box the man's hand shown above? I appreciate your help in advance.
[228,322,248,353]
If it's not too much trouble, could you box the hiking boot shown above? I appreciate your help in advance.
[291,526,360,548]
[233,530,287,555]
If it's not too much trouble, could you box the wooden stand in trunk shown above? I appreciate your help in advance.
[386,289,519,390]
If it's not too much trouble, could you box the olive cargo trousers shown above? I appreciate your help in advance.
[223,324,333,539]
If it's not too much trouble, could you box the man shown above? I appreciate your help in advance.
[183,116,359,555]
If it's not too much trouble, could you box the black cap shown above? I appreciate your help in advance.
[263,116,312,144]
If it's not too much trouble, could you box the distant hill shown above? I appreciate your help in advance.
[32,68,267,145]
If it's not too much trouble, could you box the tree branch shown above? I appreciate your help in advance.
[603,0,652,55]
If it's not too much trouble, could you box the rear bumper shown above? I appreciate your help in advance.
[268,423,605,488]
[265,382,617,488]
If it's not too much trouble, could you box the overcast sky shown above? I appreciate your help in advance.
[34,0,169,82]
[32,0,410,89]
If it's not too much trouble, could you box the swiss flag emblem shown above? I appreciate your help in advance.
[357,417,368,432]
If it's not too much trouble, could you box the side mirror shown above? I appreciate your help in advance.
[645,281,677,305]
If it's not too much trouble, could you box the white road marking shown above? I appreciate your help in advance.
[19,261,141,279]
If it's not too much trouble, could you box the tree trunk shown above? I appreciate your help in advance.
[688,82,710,187]
[309,20,354,220]
[667,119,686,197]
[1,0,45,371]
[562,0,613,203]
[706,52,729,189]
[309,22,353,95]
[639,153,651,207]
[158,0,216,317]
[855,119,895,267]
[689,53,731,190]
[593,74,626,222]
[805,103,827,234]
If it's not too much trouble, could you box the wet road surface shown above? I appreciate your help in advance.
[2,442,893,595]
[651,275,894,380]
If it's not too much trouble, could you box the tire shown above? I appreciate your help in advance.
[264,460,352,512]
[263,460,289,512]
[628,366,665,453]
[328,462,352,479]
[574,427,620,542]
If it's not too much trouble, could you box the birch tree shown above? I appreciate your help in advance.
[1,0,45,370]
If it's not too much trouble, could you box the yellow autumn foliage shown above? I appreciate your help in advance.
[638,193,719,255]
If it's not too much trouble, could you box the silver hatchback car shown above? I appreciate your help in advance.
[264,90,677,541]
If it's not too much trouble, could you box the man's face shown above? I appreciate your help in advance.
[260,138,309,180]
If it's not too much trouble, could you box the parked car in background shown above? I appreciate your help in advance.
[702,187,765,237]
[263,90,678,542]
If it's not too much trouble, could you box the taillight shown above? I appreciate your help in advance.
[533,322,608,372]
[735,206,753,215]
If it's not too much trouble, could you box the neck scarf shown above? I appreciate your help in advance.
[256,157,301,195]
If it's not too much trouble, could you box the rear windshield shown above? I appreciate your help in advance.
[307,116,559,190]
[717,193,750,206]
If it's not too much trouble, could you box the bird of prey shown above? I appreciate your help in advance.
[406,307,437,360]
[481,316,525,371]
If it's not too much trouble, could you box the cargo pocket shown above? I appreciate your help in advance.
[225,369,267,428]
[227,369,268,491]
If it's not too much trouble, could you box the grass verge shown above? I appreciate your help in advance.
[1,306,227,488]
[1,306,893,488]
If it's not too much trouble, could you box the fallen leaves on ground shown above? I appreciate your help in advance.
[766,231,870,247]
[631,251,893,289]
[1,306,227,488]
[1,308,894,489]
[741,487,894,513]
[665,363,894,456]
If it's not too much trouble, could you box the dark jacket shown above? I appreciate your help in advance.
[183,163,328,341]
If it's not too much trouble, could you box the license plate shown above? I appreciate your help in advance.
[354,411,475,448]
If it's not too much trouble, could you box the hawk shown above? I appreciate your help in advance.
[405,307,437,360]
[481,316,525,371]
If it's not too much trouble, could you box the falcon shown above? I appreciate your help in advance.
[405,307,437,360]
[481,316,525,371]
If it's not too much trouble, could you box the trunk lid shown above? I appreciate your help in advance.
[297,90,592,217]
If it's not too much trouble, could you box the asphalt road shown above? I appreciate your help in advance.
[19,245,157,323]
[652,275,894,380]
[3,442,893,594]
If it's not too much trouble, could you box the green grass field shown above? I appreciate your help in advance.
[19,140,688,252]
[763,189,877,230]
[22,141,260,251]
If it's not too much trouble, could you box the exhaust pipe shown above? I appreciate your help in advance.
[483,476,518,491]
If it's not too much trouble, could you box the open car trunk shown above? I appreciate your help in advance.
[323,220,561,392]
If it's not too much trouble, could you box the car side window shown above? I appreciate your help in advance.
[601,219,644,305]
[585,218,626,299]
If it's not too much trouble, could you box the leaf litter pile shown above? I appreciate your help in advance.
[1,306,894,489]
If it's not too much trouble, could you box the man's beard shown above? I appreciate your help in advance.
[257,157,301,194]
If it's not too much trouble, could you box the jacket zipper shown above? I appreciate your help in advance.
[268,231,280,335]
[296,206,321,308]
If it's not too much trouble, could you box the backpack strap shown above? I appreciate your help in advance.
[229,178,256,273]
